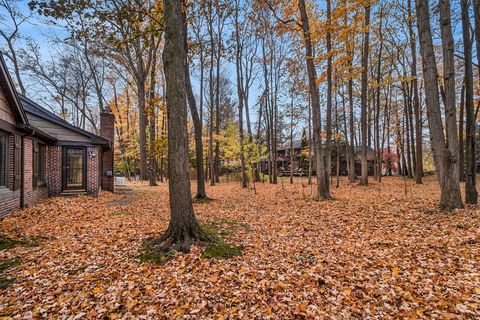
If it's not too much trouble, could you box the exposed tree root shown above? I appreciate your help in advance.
[149,223,218,253]
[193,195,213,203]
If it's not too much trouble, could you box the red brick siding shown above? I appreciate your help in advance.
[23,138,33,206]
[47,145,62,196]
[86,146,100,194]
[0,191,20,218]
[100,112,114,192]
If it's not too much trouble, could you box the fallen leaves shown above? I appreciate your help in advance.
[0,176,480,318]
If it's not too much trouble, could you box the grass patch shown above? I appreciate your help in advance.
[0,236,28,251]
[0,277,14,289]
[137,251,176,264]
[200,219,245,259]
[111,210,132,217]
[0,235,50,250]
[133,189,147,195]
[193,197,213,204]
[136,239,177,265]
[0,258,21,273]
[207,218,250,237]
[203,242,243,259]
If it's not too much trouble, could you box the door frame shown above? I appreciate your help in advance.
[62,146,87,192]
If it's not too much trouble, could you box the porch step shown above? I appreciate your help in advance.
[61,190,87,196]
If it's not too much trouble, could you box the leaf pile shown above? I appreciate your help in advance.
[1,176,480,319]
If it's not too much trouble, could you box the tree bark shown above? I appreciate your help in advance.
[360,3,371,186]
[160,0,212,251]
[460,0,478,204]
[298,0,330,200]
[148,37,158,186]
[415,0,463,210]
[234,0,248,188]
[183,6,207,199]
[408,0,423,184]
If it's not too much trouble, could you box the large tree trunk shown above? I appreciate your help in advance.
[460,0,478,204]
[159,0,212,251]
[360,3,371,186]
[183,6,207,199]
[415,0,463,210]
[298,0,330,200]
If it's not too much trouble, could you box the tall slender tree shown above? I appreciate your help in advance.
[460,0,477,204]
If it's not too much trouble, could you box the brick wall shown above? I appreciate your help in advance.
[0,193,20,218]
[47,145,62,196]
[23,138,33,206]
[86,146,100,194]
[100,112,114,192]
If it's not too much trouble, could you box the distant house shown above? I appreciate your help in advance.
[262,129,375,176]
[0,53,114,217]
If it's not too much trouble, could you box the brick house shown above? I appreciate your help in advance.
[0,53,114,217]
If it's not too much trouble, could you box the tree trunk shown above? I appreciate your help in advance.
[298,0,330,200]
[138,80,148,180]
[360,4,371,186]
[415,0,463,210]
[234,0,248,188]
[459,79,465,182]
[460,0,478,204]
[439,0,460,182]
[183,9,207,199]
[160,0,212,251]
[408,0,423,184]
[324,0,333,190]
[148,38,158,187]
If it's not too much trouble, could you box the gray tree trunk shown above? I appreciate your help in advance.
[160,0,210,250]
[298,0,330,200]
[415,0,463,210]
[460,0,478,204]
[360,4,371,186]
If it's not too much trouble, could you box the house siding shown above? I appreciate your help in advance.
[27,113,91,142]
[100,112,114,192]
[47,145,62,196]
[0,88,15,125]
[0,191,20,218]
[86,146,100,194]
[23,138,33,206]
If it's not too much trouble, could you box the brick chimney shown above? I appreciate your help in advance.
[100,107,115,192]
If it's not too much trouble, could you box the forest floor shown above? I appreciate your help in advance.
[1,176,480,319]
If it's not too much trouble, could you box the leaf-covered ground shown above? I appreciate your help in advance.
[1,176,480,319]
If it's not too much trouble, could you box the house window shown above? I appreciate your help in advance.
[33,142,46,188]
[38,145,46,184]
[0,132,6,187]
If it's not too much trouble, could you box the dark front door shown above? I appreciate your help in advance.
[62,147,86,191]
